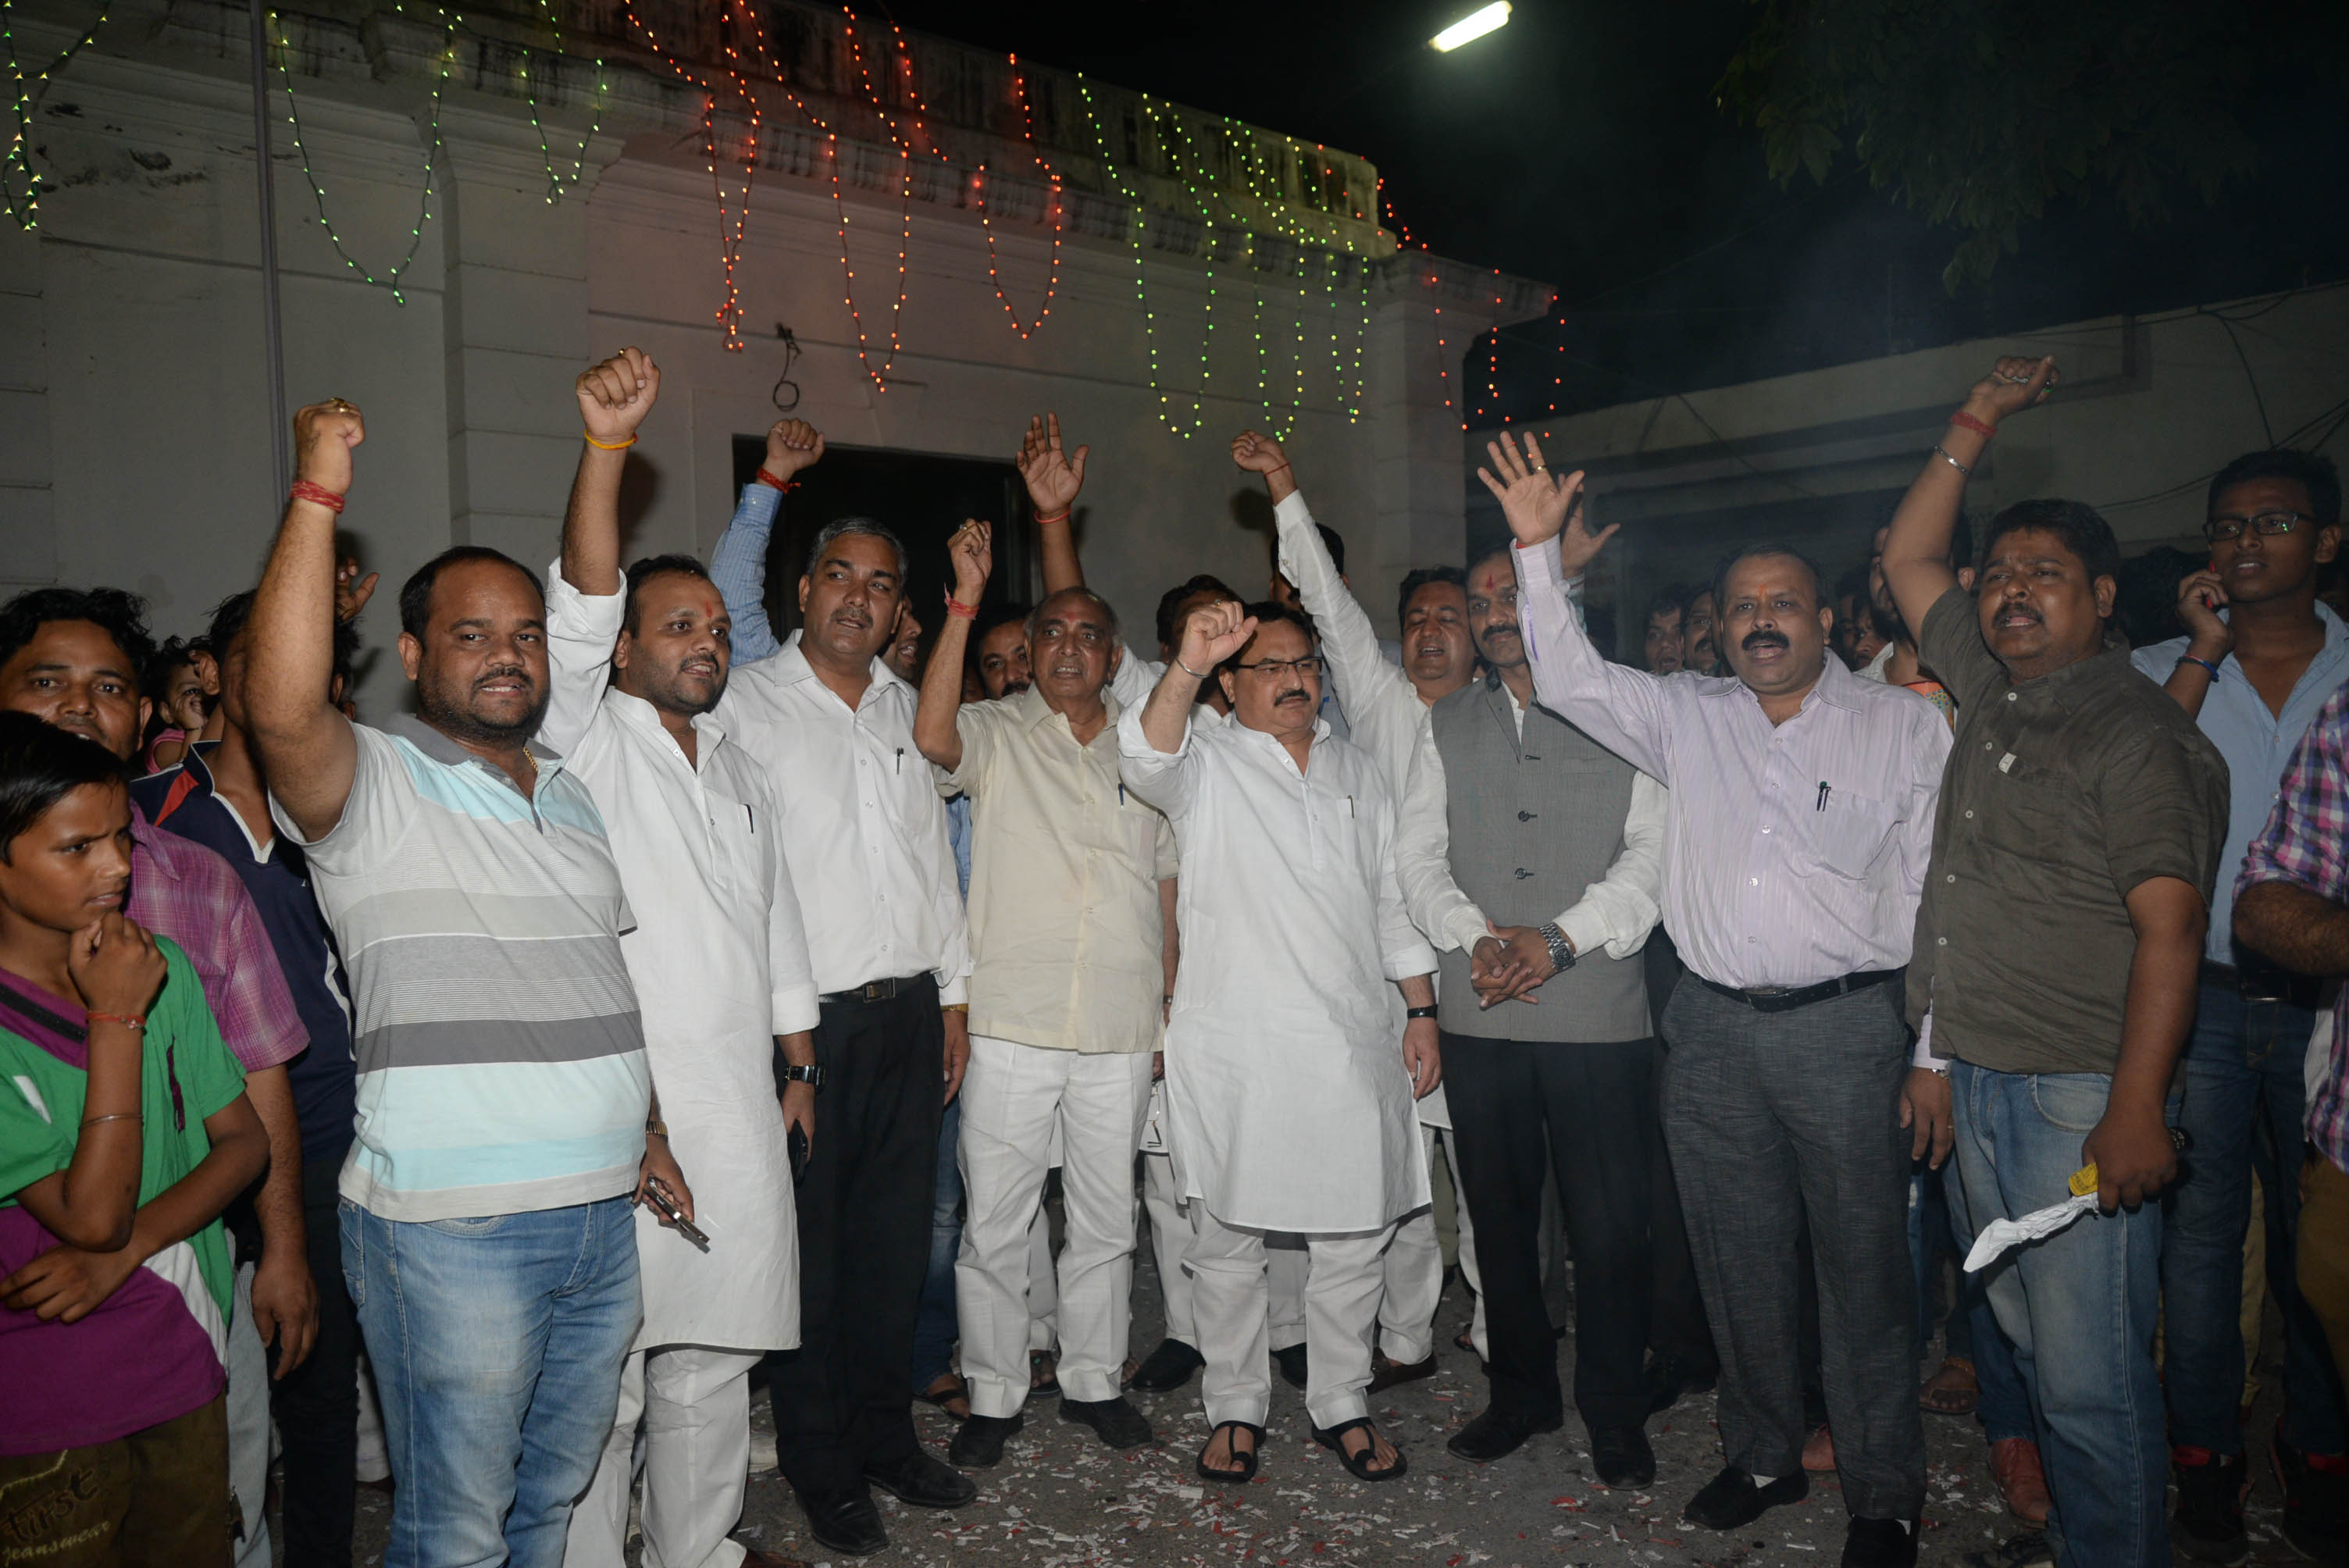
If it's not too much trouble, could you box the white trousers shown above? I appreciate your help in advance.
[1189,1206,1396,1431]
[1267,1233,1308,1352]
[565,1345,759,1568]
[226,1261,273,1568]
[1375,1126,1485,1362]
[1028,1202,1057,1352]
[955,1036,1153,1417]
[1142,1152,1194,1345]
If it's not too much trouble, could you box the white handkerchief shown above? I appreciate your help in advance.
[1962,1192,2098,1272]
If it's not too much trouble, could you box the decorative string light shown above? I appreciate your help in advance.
[271,4,452,305]
[522,0,605,205]
[974,55,1062,340]
[1076,78,1207,437]
[3,0,112,230]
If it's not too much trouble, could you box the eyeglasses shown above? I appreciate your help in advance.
[1232,654,1324,678]
[2204,511,2309,542]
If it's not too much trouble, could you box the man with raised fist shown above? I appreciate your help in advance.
[244,397,662,1568]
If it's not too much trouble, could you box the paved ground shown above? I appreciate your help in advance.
[328,1235,2313,1567]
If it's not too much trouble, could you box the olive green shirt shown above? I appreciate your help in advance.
[1908,587,2229,1075]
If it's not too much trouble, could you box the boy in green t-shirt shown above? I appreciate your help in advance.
[0,712,266,1566]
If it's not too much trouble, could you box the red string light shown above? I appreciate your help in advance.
[975,55,1062,340]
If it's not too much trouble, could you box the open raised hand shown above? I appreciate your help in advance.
[1019,412,1088,515]
[1963,355,2058,427]
[1477,433,1615,574]
[293,400,365,497]
[576,347,662,447]
[1177,598,1258,676]
[765,418,825,481]
[948,519,993,604]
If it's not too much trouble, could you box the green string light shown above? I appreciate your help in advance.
[524,0,605,205]
[1077,77,1207,439]
[2,0,112,230]
[271,4,451,305]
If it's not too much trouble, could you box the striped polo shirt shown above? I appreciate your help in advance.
[272,714,650,1222]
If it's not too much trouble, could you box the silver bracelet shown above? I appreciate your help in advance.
[1932,444,1973,477]
[1174,656,1211,680]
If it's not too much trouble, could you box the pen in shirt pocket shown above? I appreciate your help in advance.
[1816,782,1831,812]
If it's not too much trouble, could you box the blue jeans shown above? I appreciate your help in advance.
[911,1096,962,1391]
[2160,982,2345,1457]
[1952,1064,2172,1568]
[340,1197,642,1568]
[1935,1155,2042,1447]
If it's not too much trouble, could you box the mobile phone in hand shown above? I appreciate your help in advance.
[788,1125,811,1182]
[641,1178,711,1253]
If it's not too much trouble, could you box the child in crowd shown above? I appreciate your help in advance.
[0,711,267,1566]
[142,636,216,772]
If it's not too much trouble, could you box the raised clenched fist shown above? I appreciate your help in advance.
[1966,355,2058,425]
[1178,598,1257,675]
[765,418,825,480]
[1229,429,1288,476]
[576,348,662,447]
[293,400,365,495]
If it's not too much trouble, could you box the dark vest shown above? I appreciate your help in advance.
[1429,676,1649,1043]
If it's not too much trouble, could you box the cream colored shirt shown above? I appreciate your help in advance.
[940,685,1177,1054]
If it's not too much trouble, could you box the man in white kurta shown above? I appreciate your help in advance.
[1120,598,1441,1483]
[1234,429,1488,1381]
[911,524,1176,1466]
[549,351,817,1568]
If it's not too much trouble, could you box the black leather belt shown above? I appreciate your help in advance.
[2200,960,2323,1010]
[820,975,931,1006]
[1698,966,1903,1014]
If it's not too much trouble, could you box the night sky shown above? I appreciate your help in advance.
[874,0,2349,421]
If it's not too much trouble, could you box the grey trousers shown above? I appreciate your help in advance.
[1660,977,1925,1522]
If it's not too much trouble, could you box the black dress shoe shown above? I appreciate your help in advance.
[1367,1351,1438,1393]
[861,1448,978,1506]
[1591,1425,1656,1488]
[1841,1516,1919,1568]
[1061,1395,1154,1450]
[797,1487,887,1556]
[1126,1337,1205,1393]
[944,1413,1021,1470]
[1445,1405,1564,1463]
[1272,1342,1309,1390]
[1684,1464,1808,1530]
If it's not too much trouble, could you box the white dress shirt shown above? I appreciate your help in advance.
[541,567,818,1352]
[1118,706,1438,1235]
[1515,537,1950,992]
[1395,696,1670,962]
[718,633,972,1002]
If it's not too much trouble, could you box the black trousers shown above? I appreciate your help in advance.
[273,1154,361,1568]
[1445,1031,1657,1433]
[766,981,943,1497]
[1642,960,1718,1379]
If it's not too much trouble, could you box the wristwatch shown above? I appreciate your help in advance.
[1538,921,1577,974]
[779,1064,828,1090]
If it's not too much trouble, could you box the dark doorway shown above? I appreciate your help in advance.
[729,438,1034,649]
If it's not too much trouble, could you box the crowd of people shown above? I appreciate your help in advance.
[0,346,2344,1568]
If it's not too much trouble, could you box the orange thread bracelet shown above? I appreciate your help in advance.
[583,432,636,451]
[86,1012,147,1032]
[1033,508,1070,526]
[1947,411,1997,440]
[945,596,979,621]
[755,468,797,492]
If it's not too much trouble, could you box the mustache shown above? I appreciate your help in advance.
[1274,686,1310,704]
[1741,629,1789,652]
[474,664,534,689]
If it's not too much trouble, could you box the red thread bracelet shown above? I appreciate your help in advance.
[1033,508,1070,526]
[755,468,798,493]
[944,596,979,621]
[289,481,345,514]
[86,1011,147,1032]
[1947,411,1997,440]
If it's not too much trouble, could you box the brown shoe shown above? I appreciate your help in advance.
[1991,1437,2051,1526]
[1801,1423,1837,1472]
[1367,1351,1438,1393]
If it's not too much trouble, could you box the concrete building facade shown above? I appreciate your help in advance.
[0,0,1550,711]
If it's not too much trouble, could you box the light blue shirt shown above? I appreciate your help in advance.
[2133,602,2349,963]
[710,482,788,666]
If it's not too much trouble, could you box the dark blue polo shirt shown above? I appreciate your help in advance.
[132,744,357,1167]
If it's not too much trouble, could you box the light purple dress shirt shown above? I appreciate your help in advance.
[1513,537,1952,992]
